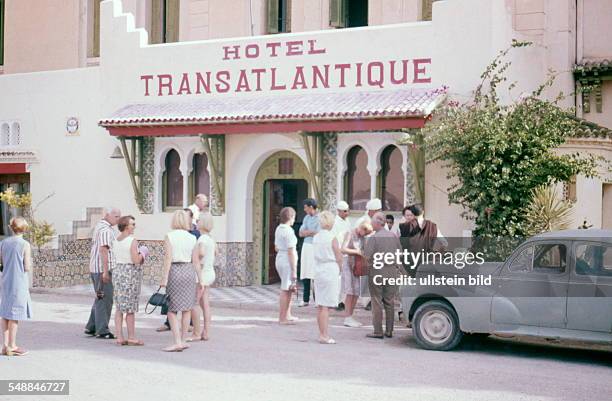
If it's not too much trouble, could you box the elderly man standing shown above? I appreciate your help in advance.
[298,198,320,307]
[85,207,121,339]
[188,194,209,226]
[364,212,402,339]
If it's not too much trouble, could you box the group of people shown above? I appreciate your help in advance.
[274,197,444,344]
[0,190,443,355]
[83,193,215,352]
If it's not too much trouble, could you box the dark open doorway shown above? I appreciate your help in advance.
[262,179,308,284]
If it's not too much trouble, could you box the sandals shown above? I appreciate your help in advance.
[126,339,144,346]
[162,345,183,352]
[318,338,336,344]
[115,339,128,346]
[6,347,29,356]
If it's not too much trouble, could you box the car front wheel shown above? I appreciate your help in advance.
[413,300,463,351]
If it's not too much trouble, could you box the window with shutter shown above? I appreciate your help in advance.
[422,0,436,21]
[165,0,180,43]
[267,0,291,34]
[91,0,102,57]
[329,0,346,28]
[150,0,163,44]
[266,0,279,33]
[0,0,4,66]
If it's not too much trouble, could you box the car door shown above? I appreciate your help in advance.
[566,241,612,333]
[491,241,570,329]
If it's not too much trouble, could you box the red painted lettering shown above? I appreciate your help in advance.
[157,74,173,96]
[140,75,154,96]
[251,68,266,91]
[270,68,286,90]
[334,64,351,88]
[312,65,330,89]
[367,62,385,88]
[235,69,252,92]
[195,72,211,94]
[177,73,192,95]
[291,66,307,90]
[307,39,326,55]
[286,41,303,56]
[222,45,240,60]
[245,44,259,59]
[266,42,282,57]
[389,60,410,85]
[413,58,432,84]
[355,63,363,87]
[215,71,231,93]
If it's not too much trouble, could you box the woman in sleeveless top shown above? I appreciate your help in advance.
[274,207,299,325]
[190,212,217,341]
[112,215,147,346]
[160,210,197,352]
[0,217,33,356]
[312,211,343,344]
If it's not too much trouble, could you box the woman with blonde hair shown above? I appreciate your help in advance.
[190,212,216,341]
[274,207,299,325]
[112,215,148,346]
[312,211,343,344]
[160,210,197,352]
[0,217,33,356]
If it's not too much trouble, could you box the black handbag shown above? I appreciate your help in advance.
[145,286,168,314]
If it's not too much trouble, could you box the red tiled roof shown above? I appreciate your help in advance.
[99,88,447,127]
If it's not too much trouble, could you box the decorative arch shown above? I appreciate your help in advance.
[10,123,20,146]
[0,123,9,146]
[162,148,183,210]
[344,145,371,210]
[378,144,405,211]
[251,150,310,285]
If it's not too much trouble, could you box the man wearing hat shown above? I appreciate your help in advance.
[331,201,351,312]
[298,198,320,307]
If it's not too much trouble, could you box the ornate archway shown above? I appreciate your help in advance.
[251,151,310,285]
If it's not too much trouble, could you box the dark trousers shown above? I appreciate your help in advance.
[368,276,397,335]
[85,272,114,335]
[302,278,314,302]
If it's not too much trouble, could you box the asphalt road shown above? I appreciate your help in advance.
[0,292,610,401]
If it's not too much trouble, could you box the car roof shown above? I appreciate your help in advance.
[532,229,612,242]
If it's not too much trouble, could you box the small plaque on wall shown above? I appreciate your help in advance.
[66,117,79,136]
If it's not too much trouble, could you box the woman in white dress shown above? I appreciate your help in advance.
[274,207,299,324]
[191,212,216,341]
[312,211,343,344]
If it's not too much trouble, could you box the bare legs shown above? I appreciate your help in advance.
[344,295,359,318]
[1,319,19,353]
[114,309,124,344]
[164,310,191,351]
[192,286,212,340]
[278,290,293,324]
[317,306,334,343]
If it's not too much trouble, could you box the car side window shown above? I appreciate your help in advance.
[533,244,566,273]
[508,246,533,272]
[575,243,612,277]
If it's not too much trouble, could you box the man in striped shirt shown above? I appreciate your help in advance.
[84,207,121,338]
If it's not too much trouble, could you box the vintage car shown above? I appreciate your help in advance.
[401,229,612,351]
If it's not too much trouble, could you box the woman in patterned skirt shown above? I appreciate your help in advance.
[112,215,148,346]
[0,217,33,356]
[160,210,197,352]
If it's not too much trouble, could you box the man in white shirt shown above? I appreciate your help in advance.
[188,194,209,226]
[331,201,351,312]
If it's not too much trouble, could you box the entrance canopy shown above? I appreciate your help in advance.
[99,87,447,136]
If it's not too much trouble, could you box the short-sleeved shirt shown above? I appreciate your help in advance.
[332,215,351,247]
[275,224,297,252]
[300,213,320,244]
[89,220,116,273]
[167,229,197,263]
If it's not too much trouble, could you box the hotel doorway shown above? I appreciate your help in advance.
[262,179,308,284]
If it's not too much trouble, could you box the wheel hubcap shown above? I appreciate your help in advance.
[420,310,453,344]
